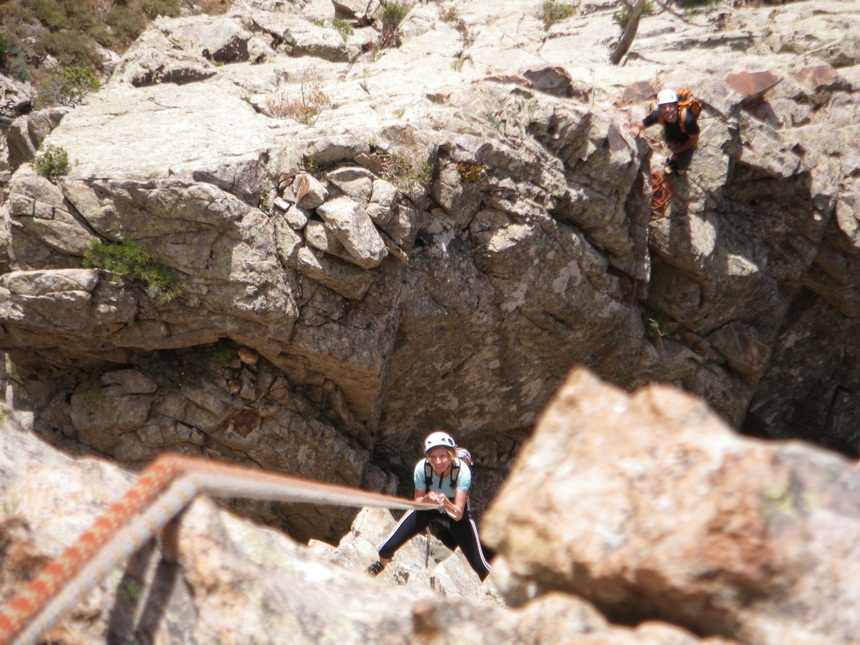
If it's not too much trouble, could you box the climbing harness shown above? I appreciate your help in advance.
[424,458,461,492]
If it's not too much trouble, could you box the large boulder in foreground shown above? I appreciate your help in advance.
[483,368,860,645]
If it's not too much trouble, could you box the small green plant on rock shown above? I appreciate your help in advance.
[379,151,433,190]
[331,18,354,40]
[258,192,271,211]
[643,310,677,342]
[83,239,184,302]
[53,365,108,404]
[301,156,319,173]
[38,65,99,107]
[763,485,797,519]
[33,145,71,180]
[372,1,407,50]
[117,578,143,604]
[612,1,654,26]
[379,1,408,29]
[540,0,576,29]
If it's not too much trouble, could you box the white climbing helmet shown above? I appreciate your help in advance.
[657,88,679,105]
[424,431,456,453]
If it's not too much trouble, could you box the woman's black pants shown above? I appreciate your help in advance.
[377,508,492,581]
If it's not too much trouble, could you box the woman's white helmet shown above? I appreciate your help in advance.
[424,431,456,453]
[657,88,679,105]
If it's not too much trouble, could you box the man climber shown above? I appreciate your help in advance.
[629,88,700,176]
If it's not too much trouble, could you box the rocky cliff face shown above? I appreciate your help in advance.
[0,0,859,542]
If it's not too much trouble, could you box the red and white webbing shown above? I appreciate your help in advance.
[0,454,436,645]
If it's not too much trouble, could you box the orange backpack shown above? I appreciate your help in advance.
[675,88,702,133]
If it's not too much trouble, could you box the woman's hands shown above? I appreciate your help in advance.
[418,490,463,520]
[426,491,447,505]
[416,490,447,507]
[415,488,467,521]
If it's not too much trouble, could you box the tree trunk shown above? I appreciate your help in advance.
[610,0,645,65]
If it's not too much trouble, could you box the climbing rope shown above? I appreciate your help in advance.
[0,454,438,645]
[650,170,673,216]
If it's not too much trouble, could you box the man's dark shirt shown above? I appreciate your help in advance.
[642,108,700,144]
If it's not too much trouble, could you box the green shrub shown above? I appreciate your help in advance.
[141,0,181,19]
[29,0,68,31]
[83,239,184,302]
[540,0,575,29]
[107,5,147,46]
[379,1,408,30]
[0,36,31,83]
[3,0,234,85]
[37,30,102,69]
[86,23,114,49]
[38,65,99,107]
[368,1,407,51]
[33,144,71,179]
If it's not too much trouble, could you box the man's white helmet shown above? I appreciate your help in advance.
[424,431,456,453]
[657,89,679,105]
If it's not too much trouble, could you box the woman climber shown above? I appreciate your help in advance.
[365,431,493,581]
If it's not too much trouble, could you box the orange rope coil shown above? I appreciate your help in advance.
[650,170,673,214]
